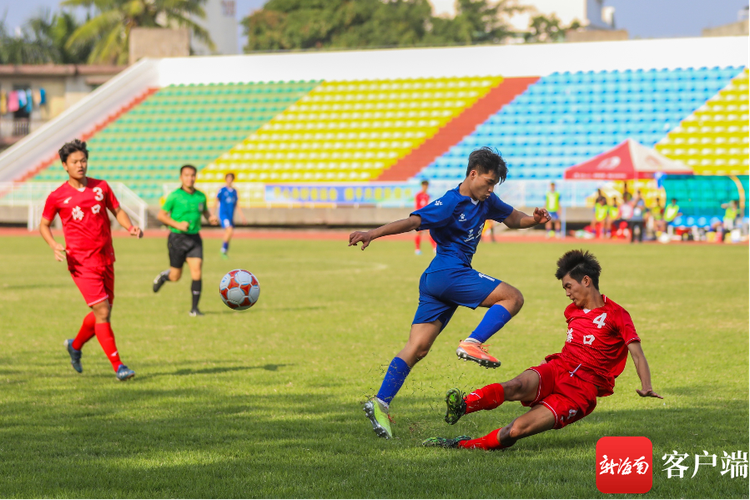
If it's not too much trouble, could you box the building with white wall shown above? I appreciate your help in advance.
[429,0,616,32]
[192,0,239,56]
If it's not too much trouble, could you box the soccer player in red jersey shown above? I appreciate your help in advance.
[414,180,436,255]
[39,139,143,381]
[423,249,662,450]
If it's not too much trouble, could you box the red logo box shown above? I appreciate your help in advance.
[596,436,653,494]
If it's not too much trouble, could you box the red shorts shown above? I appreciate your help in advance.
[522,358,598,429]
[70,266,115,307]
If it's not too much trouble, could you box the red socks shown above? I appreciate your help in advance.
[94,322,122,371]
[458,429,508,450]
[465,383,505,414]
[71,312,96,351]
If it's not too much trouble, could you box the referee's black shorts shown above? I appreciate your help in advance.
[168,233,203,268]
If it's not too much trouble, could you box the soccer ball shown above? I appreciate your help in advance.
[219,269,260,310]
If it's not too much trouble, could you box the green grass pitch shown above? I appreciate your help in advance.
[0,234,747,498]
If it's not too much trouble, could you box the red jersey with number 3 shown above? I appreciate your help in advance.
[415,191,430,210]
[546,295,641,397]
[42,178,120,270]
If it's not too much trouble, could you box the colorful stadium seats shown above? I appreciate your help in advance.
[655,69,749,175]
[198,77,503,183]
[31,81,321,201]
[415,67,745,182]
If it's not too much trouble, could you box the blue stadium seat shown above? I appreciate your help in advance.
[414,66,745,182]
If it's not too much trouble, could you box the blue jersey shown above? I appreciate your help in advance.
[412,185,514,273]
[217,187,238,219]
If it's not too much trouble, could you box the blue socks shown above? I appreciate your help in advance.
[376,357,411,405]
[467,304,512,344]
[222,241,229,252]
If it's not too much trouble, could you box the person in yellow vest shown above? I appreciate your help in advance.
[664,198,681,237]
[593,196,609,239]
[606,198,620,238]
[545,182,562,238]
[722,200,738,231]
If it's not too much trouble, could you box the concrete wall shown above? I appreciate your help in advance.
[129,28,190,65]
[158,36,747,86]
[703,20,749,37]
[565,29,629,43]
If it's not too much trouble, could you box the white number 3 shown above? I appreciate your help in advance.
[593,313,607,329]
[93,187,104,201]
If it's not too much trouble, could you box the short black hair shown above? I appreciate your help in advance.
[180,164,197,174]
[421,180,429,186]
[671,198,677,203]
[555,249,602,290]
[226,172,235,180]
[466,147,507,184]
[59,139,88,164]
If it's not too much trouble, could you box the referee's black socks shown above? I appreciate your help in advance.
[191,279,202,311]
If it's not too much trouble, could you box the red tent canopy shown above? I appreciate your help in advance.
[564,139,694,180]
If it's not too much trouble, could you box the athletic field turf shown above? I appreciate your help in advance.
[1,233,747,498]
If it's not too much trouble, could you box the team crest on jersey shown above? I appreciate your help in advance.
[459,213,466,222]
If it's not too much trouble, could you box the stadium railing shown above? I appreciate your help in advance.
[0,182,149,231]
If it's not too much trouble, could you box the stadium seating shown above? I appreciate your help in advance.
[415,67,746,182]
[198,77,503,183]
[31,81,321,201]
[663,175,748,219]
[655,69,749,176]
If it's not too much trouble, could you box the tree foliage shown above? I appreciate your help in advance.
[243,0,527,52]
[524,13,581,43]
[62,0,215,65]
[0,9,94,64]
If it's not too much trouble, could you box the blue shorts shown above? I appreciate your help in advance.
[220,217,234,229]
[413,267,501,331]
[548,211,559,221]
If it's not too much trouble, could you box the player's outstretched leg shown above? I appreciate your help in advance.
[64,339,83,373]
[363,397,393,439]
[153,269,171,292]
[365,321,441,438]
[422,436,472,448]
[457,282,523,368]
[445,383,506,424]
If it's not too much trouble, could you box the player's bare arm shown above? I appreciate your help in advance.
[349,214,422,250]
[157,209,190,232]
[39,217,66,261]
[628,341,663,399]
[113,208,143,238]
[503,207,552,229]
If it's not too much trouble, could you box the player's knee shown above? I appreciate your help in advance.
[512,288,525,312]
[506,419,529,440]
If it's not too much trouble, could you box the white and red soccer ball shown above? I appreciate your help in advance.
[219,269,260,310]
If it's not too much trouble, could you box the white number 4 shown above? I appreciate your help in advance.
[593,313,607,329]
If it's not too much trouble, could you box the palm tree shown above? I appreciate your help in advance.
[62,0,215,65]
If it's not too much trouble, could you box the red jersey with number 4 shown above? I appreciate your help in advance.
[42,178,120,270]
[545,295,641,397]
[415,192,430,210]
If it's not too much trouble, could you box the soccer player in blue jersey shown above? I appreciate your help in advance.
[349,147,551,439]
[214,173,241,259]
